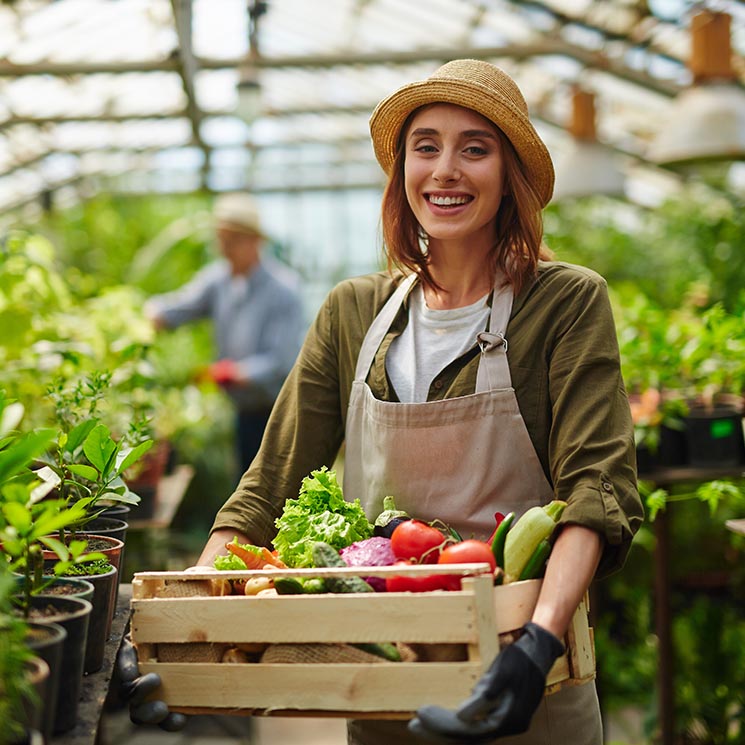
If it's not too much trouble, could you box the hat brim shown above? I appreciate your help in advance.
[215,218,266,239]
[369,77,554,207]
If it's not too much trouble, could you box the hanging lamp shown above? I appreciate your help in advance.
[552,87,626,201]
[236,1,267,125]
[648,10,745,166]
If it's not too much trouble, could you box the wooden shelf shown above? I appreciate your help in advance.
[52,585,132,745]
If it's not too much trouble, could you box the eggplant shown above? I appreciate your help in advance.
[373,496,411,538]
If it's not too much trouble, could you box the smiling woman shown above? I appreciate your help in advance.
[123,58,641,745]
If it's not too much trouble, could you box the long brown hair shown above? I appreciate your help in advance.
[380,108,552,294]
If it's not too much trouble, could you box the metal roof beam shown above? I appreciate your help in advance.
[0,42,681,96]
[170,0,210,188]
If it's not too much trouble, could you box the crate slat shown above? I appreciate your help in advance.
[138,661,482,712]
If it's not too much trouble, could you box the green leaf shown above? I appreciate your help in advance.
[1,502,32,534]
[116,439,153,474]
[67,464,99,480]
[40,535,70,561]
[0,429,56,485]
[645,489,668,521]
[65,419,98,453]
[83,424,117,474]
[0,401,24,436]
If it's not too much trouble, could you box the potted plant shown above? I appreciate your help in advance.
[0,559,50,745]
[676,304,745,467]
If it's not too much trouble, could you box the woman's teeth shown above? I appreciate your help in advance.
[428,195,470,206]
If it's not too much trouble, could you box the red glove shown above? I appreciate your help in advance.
[207,359,240,386]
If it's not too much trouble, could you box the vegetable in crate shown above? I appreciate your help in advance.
[373,495,411,538]
[340,536,397,591]
[502,500,566,582]
[311,541,375,593]
[272,467,373,567]
[390,519,448,564]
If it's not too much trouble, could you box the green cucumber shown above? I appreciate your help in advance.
[518,538,552,580]
[311,542,374,593]
[353,642,402,662]
[275,576,328,595]
[490,511,515,568]
[274,577,306,595]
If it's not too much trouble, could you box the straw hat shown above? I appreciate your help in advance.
[213,192,266,237]
[369,59,554,206]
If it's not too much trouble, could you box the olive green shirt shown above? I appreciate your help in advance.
[212,261,643,577]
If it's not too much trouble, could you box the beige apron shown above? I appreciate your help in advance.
[344,274,602,745]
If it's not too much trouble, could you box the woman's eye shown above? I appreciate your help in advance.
[414,144,437,153]
[465,145,488,155]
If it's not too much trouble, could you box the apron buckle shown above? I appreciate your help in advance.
[477,331,508,354]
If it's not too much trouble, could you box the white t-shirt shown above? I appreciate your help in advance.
[386,284,490,403]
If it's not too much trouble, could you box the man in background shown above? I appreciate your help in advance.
[145,192,305,480]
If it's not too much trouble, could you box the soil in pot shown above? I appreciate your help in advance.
[13,576,94,605]
[25,596,92,734]
[24,622,65,744]
[82,518,128,590]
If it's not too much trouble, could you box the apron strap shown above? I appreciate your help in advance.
[354,274,514,393]
[475,283,514,393]
[354,274,418,382]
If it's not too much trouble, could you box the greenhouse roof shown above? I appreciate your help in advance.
[2,0,745,218]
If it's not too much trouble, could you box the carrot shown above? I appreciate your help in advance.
[225,541,287,569]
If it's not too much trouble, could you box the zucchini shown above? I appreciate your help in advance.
[503,500,566,582]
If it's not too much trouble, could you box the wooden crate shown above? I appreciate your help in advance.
[130,564,595,718]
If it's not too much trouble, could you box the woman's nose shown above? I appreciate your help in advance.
[432,152,460,183]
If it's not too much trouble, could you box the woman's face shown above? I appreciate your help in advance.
[403,103,505,250]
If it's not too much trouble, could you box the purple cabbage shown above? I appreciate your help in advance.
[340,536,397,592]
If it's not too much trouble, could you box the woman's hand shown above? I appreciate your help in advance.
[408,622,564,741]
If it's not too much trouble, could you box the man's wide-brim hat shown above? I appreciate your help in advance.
[213,192,266,237]
[369,59,555,207]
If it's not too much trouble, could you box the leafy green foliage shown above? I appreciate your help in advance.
[272,467,373,567]
[0,561,37,745]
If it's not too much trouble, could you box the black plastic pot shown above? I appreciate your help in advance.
[84,516,128,545]
[43,560,118,673]
[684,405,745,467]
[14,656,50,745]
[27,595,91,734]
[98,503,131,519]
[25,622,66,744]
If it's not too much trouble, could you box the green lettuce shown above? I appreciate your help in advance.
[272,467,373,567]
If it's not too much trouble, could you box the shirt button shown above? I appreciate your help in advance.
[602,482,613,492]
[433,379,444,390]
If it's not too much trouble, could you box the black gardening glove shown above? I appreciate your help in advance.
[408,622,564,742]
[115,635,187,732]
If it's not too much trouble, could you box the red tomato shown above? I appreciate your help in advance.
[390,520,446,564]
[385,561,454,593]
[437,539,497,572]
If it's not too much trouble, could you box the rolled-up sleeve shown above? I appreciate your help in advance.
[545,271,643,577]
